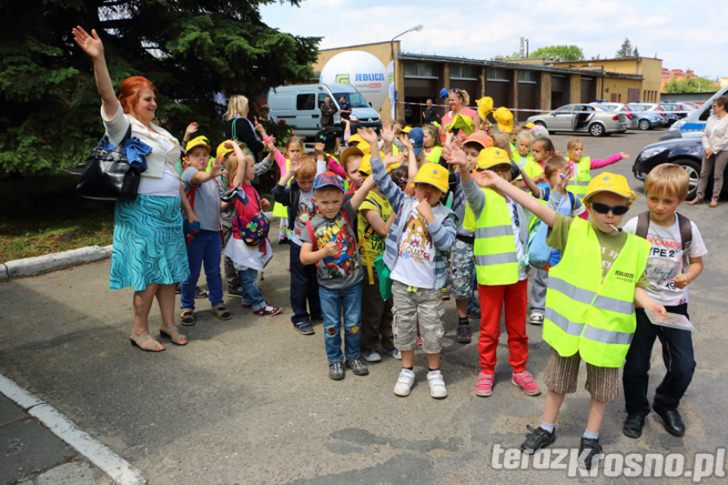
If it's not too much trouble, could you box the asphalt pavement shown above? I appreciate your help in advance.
[1,130,727,484]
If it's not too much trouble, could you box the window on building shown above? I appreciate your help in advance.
[404,62,438,78]
[451,64,479,80]
[517,70,538,83]
[487,68,510,81]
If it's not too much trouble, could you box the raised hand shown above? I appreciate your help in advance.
[380,121,395,144]
[184,122,199,138]
[357,126,378,146]
[619,152,630,159]
[556,165,571,191]
[71,26,104,60]
[443,141,468,169]
[472,169,501,188]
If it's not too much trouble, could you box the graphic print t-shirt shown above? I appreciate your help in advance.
[390,207,436,289]
[300,201,363,289]
[291,189,315,246]
[623,215,707,305]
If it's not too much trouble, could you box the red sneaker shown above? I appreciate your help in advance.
[512,370,541,396]
[475,371,494,397]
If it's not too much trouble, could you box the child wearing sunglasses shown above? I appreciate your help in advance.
[468,168,665,470]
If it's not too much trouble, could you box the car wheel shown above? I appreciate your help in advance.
[638,119,651,131]
[673,158,701,200]
[588,123,605,137]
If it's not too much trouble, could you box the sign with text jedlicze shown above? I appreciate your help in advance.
[320,51,388,110]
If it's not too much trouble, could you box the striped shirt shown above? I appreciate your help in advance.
[371,156,457,290]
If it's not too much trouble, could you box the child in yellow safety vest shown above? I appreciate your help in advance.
[356,154,397,362]
[565,138,629,219]
[446,145,541,399]
[470,167,666,470]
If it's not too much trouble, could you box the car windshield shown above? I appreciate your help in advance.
[630,105,648,112]
[334,92,369,108]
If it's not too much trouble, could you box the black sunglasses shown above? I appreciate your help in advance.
[590,202,629,215]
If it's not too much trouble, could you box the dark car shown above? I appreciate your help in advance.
[632,136,727,200]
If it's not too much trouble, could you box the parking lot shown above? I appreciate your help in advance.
[1,129,727,484]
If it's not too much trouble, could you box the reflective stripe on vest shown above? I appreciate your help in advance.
[473,188,520,285]
[543,217,650,367]
[566,157,591,199]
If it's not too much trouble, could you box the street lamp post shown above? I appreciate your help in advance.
[390,24,423,120]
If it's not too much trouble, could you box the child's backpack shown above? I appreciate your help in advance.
[526,188,576,270]
[635,211,692,268]
[237,190,270,246]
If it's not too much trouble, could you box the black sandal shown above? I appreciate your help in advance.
[180,308,195,326]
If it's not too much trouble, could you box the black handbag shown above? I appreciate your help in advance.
[75,125,141,201]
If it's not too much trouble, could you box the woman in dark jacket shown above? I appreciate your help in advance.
[223,95,264,162]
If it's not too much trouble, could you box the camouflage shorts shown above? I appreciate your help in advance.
[450,238,475,300]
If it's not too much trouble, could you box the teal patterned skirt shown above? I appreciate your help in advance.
[110,195,190,291]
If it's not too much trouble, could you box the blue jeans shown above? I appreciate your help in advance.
[623,304,696,415]
[319,284,362,364]
[180,230,223,309]
[239,268,266,311]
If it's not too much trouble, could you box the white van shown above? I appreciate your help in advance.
[668,86,728,137]
[267,83,381,137]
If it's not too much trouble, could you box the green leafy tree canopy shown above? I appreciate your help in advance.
[664,76,719,93]
[529,45,584,61]
[0,0,320,174]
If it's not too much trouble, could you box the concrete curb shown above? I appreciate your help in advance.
[0,374,146,485]
[2,245,113,281]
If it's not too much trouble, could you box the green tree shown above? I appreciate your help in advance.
[664,76,719,93]
[529,45,584,61]
[0,0,320,174]
[616,38,637,57]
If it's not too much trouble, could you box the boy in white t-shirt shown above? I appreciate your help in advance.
[622,163,707,439]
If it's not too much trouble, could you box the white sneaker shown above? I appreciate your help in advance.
[427,370,448,399]
[393,368,416,397]
[364,349,382,363]
[529,311,544,326]
[389,348,402,360]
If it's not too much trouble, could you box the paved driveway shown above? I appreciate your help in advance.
[1,131,727,484]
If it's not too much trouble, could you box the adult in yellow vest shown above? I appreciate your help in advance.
[465,165,665,470]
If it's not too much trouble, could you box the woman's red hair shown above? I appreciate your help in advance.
[117,76,157,114]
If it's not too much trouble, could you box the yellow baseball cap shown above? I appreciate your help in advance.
[358,152,397,175]
[185,135,211,154]
[493,107,514,133]
[476,147,511,170]
[476,96,494,120]
[583,172,636,204]
[413,162,449,193]
[216,140,236,158]
[401,126,413,134]
[347,134,371,154]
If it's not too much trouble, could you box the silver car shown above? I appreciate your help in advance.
[527,103,628,136]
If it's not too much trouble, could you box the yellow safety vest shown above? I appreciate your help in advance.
[424,146,443,164]
[522,159,544,181]
[473,188,520,285]
[543,217,650,368]
[272,158,292,218]
[566,157,591,200]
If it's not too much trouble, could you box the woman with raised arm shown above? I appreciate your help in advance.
[72,26,192,352]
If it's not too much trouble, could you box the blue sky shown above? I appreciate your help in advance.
[260,0,725,79]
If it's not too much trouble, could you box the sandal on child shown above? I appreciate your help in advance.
[159,326,188,346]
[180,308,195,326]
[212,304,232,321]
[130,333,165,352]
